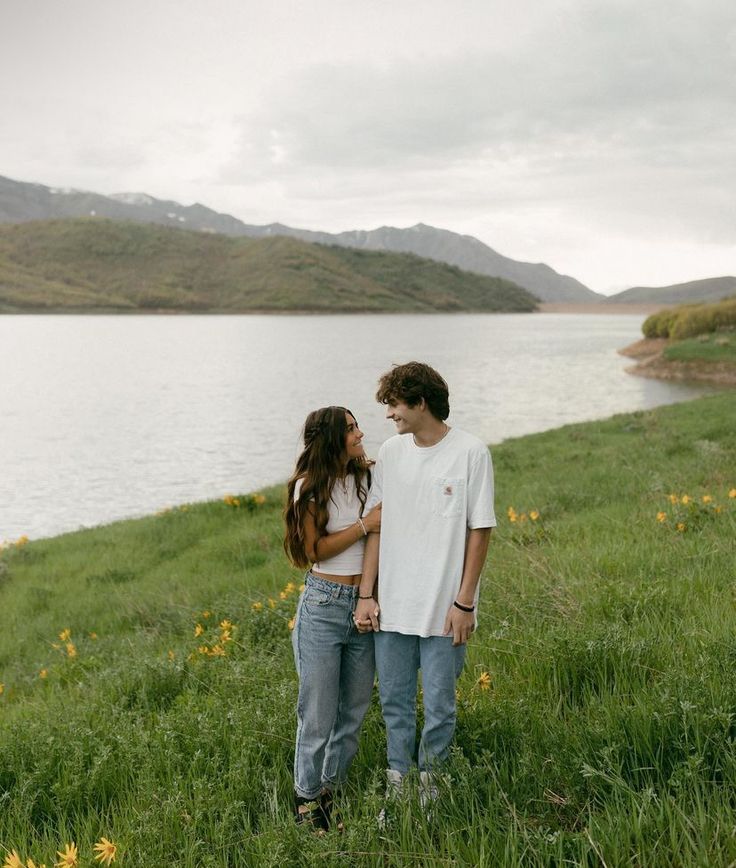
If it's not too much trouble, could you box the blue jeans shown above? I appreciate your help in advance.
[374,631,466,775]
[292,573,375,799]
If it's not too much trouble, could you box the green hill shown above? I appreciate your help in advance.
[0,219,538,313]
[1,394,735,865]
[605,275,736,305]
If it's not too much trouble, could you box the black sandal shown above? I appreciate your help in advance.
[318,789,333,828]
[294,794,328,832]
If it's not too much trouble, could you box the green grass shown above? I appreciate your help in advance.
[664,330,736,364]
[1,394,735,866]
[0,219,537,314]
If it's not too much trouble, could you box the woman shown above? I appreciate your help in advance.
[284,406,381,830]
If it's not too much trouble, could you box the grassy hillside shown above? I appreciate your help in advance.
[606,275,736,305]
[0,219,537,313]
[1,394,735,866]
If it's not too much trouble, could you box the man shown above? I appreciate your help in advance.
[354,361,495,803]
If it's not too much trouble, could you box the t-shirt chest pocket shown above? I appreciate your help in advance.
[432,477,466,518]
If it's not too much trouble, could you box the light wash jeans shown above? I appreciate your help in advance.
[292,572,375,800]
[374,631,466,775]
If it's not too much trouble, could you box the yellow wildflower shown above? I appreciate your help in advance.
[268,599,276,609]
[202,610,211,619]
[288,617,296,631]
[519,513,528,523]
[219,619,233,630]
[507,506,517,522]
[26,859,46,868]
[286,582,297,593]
[210,644,226,657]
[279,591,287,600]
[299,584,306,592]
[3,850,23,868]
[54,842,78,868]
[729,489,736,499]
[681,495,691,505]
[251,602,263,611]
[656,512,667,523]
[40,669,48,679]
[477,672,491,690]
[530,510,540,521]
[702,495,713,504]
[716,506,723,514]
[253,494,266,505]
[59,628,71,642]
[65,642,77,658]
[194,624,204,637]
[676,522,686,533]
[168,650,175,661]
[198,645,210,655]
[89,632,98,640]
[668,493,678,504]
[93,838,117,866]
[0,683,4,695]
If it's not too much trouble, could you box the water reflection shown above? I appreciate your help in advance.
[0,314,712,539]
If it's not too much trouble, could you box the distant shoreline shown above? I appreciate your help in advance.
[1,303,664,316]
[537,302,667,315]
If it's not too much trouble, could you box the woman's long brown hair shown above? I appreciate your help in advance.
[283,406,370,568]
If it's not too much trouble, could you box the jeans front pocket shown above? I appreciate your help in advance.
[303,585,333,607]
[432,477,466,518]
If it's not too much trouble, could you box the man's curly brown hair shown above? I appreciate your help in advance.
[375,361,450,421]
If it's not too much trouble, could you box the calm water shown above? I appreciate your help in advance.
[0,314,713,541]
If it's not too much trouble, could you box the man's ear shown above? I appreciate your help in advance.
[417,397,427,412]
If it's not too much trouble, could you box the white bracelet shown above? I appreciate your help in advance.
[357,517,368,536]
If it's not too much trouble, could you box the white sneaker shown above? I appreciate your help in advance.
[419,771,450,817]
[377,769,404,829]
[419,771,438,810]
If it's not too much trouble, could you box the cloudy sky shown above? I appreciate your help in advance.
[1,0,734,293]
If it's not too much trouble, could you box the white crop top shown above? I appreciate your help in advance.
[293,475,366,575]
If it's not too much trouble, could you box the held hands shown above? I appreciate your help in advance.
[362,502,382,534]
[353,598,380,633]
[443,604,475,646]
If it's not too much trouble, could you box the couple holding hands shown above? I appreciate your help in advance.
[283,361,496,829]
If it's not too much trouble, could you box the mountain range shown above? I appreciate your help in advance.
[0,174,595,303]
[1,174,733,307]
[604,276,736,306]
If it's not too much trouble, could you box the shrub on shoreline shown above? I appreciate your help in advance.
[642,295,736,339]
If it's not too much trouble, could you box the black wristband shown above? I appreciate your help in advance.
[358,594,373,600]
[453,600,475,613]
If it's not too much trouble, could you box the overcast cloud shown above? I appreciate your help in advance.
[1,0,734,292]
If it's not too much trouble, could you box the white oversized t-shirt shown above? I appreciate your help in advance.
[366,427,496,637]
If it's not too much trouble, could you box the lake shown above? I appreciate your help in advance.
[0,313,713,541]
